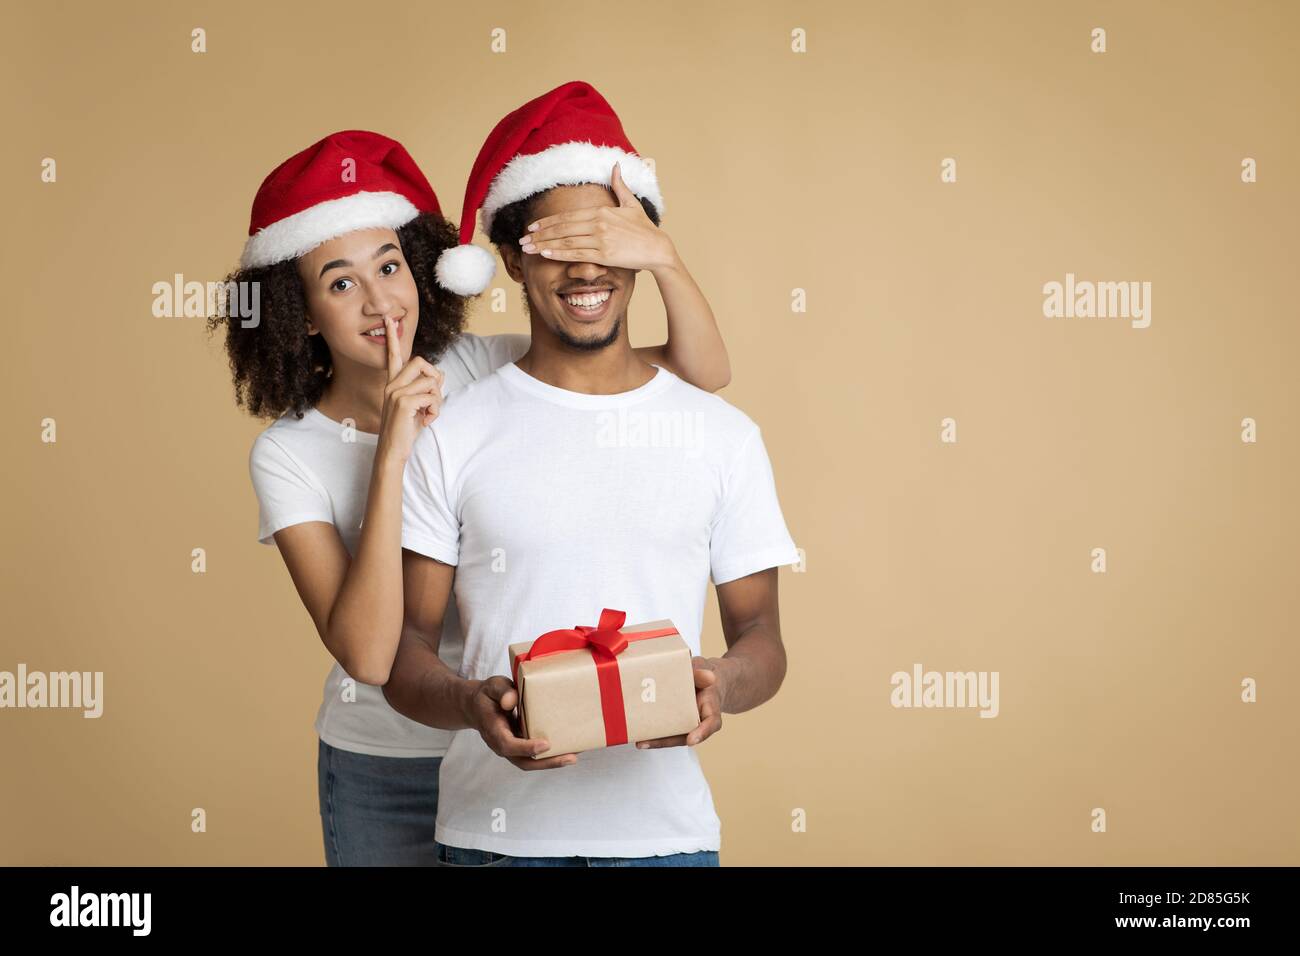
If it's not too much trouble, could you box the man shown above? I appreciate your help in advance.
[383,81,798,866]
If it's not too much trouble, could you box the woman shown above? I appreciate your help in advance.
[209,129,730,865]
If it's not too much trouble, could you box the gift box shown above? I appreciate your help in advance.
[507,609,701,759]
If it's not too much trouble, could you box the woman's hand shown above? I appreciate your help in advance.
[376,314,443,464]
[517,162,679,273]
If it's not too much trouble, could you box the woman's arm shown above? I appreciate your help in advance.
[265,317,444,685]
[272,519,381,684]
[632,252,730,392]
[270,448,408,686]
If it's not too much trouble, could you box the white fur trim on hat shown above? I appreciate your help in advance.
[240,191,421,270]
[479,141,664,236]
[435,243,497,296]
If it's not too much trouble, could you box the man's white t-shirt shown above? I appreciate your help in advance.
[400,361,799,857]
[248,332,529,758]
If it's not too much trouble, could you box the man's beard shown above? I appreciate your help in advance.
[522,287,623,352]
[554,315,622,352]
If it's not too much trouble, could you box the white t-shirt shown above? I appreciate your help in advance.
[401,362,799,857]
[249,332,530,758]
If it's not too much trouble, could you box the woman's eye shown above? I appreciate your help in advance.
[380,261,400,276]
[330,278,354,293]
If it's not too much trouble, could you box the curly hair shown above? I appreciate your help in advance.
[487,188,661,253]
[208,212,467,420]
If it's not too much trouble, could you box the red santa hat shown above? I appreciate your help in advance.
[435,80,664,296]
[241,130,442,271]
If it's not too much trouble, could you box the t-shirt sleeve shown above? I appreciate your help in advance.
[401,426,460,566]
[479,333,531,374]
[709,425,800,585]
[248,433,334,545]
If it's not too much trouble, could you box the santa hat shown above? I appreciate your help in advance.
[241,130,442,271]
[435,80,664,296]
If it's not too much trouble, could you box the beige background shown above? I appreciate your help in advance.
[2,0,1297,865]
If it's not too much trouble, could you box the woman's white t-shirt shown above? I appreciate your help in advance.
[248,332,530,758]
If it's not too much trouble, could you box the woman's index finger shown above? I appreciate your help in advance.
[385,315,401,380]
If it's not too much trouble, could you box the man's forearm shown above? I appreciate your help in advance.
[712,624,787,714]
[382,635,481,731]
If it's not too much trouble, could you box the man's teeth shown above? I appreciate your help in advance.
[563,291,611,309]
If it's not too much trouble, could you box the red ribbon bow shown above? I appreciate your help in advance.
[513,609,677,747]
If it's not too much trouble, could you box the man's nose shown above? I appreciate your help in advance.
[566,259,608,281]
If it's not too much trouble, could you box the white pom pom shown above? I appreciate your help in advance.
[435,244,497,296]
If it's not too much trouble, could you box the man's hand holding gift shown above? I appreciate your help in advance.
[463,675,578,771]
[635,657,729,750]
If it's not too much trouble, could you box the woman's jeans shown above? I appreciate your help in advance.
[317,739,719,867]
[317,739,443,866]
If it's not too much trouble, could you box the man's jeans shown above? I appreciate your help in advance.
[316,738,719,867]
[435,840,719,867]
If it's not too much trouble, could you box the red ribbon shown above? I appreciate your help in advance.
[513,609,678,747]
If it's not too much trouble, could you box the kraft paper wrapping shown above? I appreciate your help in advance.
[507,619,700,759]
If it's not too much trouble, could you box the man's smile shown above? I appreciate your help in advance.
[557,285,614,322]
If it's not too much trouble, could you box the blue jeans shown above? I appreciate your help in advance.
[317,739,443,866]
[435,841,720,867]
